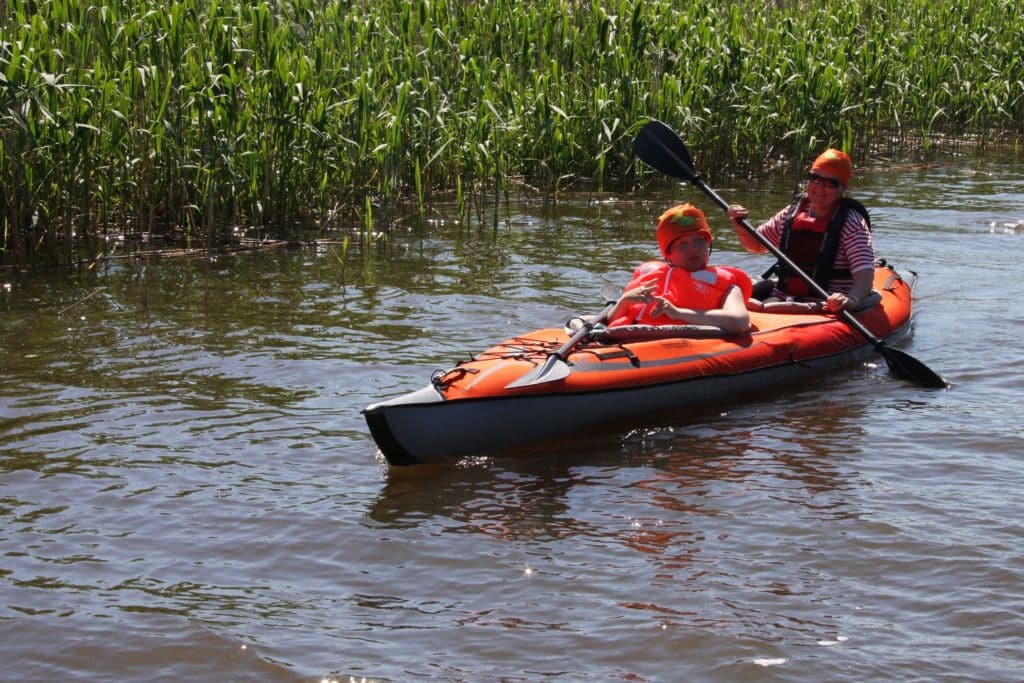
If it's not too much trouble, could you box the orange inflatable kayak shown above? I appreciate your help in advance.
[364,265,916,465]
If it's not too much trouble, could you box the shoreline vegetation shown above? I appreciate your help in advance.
[2,0,1022,267]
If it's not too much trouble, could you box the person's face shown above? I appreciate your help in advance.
[667,233,710,271]
[806,171,844,213]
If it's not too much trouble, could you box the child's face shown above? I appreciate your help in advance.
[667,233,710,270]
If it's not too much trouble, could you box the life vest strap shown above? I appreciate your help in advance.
[774,194,870,295]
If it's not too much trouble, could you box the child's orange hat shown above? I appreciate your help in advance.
[656,203,712,256]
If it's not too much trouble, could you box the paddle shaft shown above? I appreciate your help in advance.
[547,299,617,364]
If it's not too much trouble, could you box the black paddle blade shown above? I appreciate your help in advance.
[879,346,949,389]
[633,120,697,181]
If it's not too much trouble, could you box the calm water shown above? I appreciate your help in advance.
[3,154,1023,682]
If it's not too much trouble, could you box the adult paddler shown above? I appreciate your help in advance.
[726,149,878,314]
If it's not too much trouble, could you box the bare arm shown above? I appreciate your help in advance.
[822,268,875,312]
[649,286,751,333]
[606,283,657,324]
[726,205,769,254]
[848,267,875,302]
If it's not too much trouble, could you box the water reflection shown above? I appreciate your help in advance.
[369,387,868,543]
[364,390,875,648]
[368,457,592,541]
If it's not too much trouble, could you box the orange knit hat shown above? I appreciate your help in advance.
[811,148,853,187]
[656,203,712,256]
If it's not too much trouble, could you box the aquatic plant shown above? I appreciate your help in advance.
[1,0,1021,265]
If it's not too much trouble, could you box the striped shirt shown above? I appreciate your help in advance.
[757,198,875,295]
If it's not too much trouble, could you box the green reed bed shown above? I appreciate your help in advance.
[2,0,1022,265]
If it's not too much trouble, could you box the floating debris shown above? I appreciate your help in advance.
[817,635,850,646]
[989,221,1024,234]
[753,658,787,667]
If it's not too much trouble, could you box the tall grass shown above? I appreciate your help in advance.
[2,0,1022,266]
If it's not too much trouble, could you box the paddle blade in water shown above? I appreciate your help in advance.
[879,346,949,388]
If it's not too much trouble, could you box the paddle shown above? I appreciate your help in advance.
[633,119,948,389]
[506,283,622,389]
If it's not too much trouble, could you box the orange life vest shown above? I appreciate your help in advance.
[772,193,871,296]
[610,262,752,327]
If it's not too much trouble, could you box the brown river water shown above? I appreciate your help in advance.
[3,154,1023,682]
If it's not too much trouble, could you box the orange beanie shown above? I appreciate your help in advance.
[811,148,853,186]
[656,203,712,256]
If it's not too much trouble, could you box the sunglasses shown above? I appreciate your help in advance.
[807,172,842,189]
